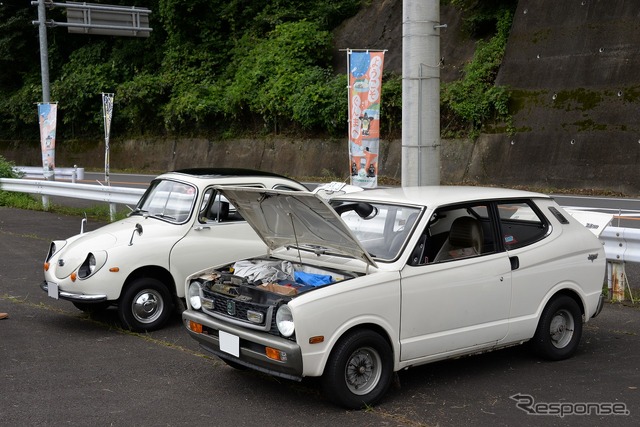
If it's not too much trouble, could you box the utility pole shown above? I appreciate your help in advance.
[402,0,443,186]
[37,0,50,103]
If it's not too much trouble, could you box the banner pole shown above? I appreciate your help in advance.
[102,93,114,187]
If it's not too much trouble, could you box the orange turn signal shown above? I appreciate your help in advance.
[309,336,324,344]
[265,347,283,361]
[109,267,120,272]
[70,272,77,282]
[189,320,203,333]
[44,262,50,272]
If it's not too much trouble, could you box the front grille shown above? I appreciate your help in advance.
[202,288,276,333]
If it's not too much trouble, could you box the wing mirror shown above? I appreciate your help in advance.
[128,223,143,246]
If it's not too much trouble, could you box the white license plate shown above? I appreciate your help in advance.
[219,330,240,357]
[47,282,59,300]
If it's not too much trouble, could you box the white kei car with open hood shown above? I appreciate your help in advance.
[182,186,608,409]
[41,168,309,332]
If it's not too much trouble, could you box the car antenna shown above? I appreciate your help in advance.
[287,212,303,265]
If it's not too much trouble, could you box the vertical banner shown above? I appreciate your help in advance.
[102,93,114,186]
[347,49,385,188]
[38,102,58,180]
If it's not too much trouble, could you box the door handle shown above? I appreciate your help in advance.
[194,226,211,231]
[509,256,519,270]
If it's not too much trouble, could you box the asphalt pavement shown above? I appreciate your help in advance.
[0,206,639,426]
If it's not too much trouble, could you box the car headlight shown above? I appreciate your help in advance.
[188,281,203,310]
[276,304,295,337]
[77,253,96,279]
[45,240,66,262]
[76,251,107,280]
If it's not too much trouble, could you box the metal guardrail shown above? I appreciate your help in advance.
[0,176,638,301]
[13,166,85,182]
[0,177,144,221]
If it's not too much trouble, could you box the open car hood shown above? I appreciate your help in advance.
[216,186,377,268]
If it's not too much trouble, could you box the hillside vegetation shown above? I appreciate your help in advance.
[0,0,515,141]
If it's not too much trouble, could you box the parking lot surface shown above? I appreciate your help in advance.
[0,207,638,426]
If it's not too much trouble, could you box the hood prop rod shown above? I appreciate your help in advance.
[288,212,303,265]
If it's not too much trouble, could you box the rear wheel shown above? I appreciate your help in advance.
[531,295,583,360]
[118,277,174,332]
[322,329,393,409]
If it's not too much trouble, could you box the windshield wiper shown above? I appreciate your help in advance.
[153,213,176,220]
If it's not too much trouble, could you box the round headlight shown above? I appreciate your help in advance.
[276,304,295,337]
[188,282,202,310]
[77,253,96,279]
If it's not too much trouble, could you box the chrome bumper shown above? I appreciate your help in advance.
[40,281,108,303]
[182,310,303,381]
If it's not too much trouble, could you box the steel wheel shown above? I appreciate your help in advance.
[549,308,575,348]
[344,346,383,396]
[532,295,583,360]
[322,329,393,409]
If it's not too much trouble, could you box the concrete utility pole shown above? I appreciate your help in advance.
[402,0,442,186]
[37,0,50,103]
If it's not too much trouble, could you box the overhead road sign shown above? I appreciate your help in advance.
[31,1,152,37]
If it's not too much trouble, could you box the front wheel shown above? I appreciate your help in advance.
[322,329,394,409]
[531,295,583,360]
[118,277,174,332]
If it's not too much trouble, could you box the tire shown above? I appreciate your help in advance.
[118,277,174,332]
[531,295,583,361]
[322,329,394,409]
[72,301,111,313]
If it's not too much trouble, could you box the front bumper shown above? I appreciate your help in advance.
[182,310,304,381]
[40,281,108,303]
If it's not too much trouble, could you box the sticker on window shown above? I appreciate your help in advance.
[504,235,517,244]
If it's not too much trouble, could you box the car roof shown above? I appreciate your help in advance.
[168,168,295,180]
[331,186,552,206]
[154,168,307,188]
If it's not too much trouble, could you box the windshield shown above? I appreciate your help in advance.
[332,201,422,261]
[133,179,197,223]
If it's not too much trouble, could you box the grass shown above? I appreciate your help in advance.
[0,190,128,222]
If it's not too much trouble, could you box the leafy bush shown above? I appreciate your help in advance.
[441,9,513,138]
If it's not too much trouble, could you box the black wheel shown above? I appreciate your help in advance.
[531,295,583,360]
[118,277,174,332]
[72,301,112,313]
[322,329,394,409]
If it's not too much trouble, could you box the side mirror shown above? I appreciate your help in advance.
[128,223,143,246]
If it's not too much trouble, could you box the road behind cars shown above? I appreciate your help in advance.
[0,207,639,426]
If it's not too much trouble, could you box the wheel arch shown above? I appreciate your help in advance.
[123,265,177,300]
[537,286,586,318]
[315,322,396,377]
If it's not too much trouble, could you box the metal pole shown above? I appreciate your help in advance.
[402,0,441,186]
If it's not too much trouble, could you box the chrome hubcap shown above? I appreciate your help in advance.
[132,290,164,324]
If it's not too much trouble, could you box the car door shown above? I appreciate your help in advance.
[399,202,513,362]
[169,188,270,297]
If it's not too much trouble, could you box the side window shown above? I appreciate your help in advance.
[409,203,495,265]
[199,190,244,224]
[496,201,549,250]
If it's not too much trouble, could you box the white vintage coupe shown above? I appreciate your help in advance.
[41,168,308,331]
[183,186,608,409]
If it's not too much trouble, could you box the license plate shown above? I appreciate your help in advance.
[219,330,240,357]
[47,282,59,300]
